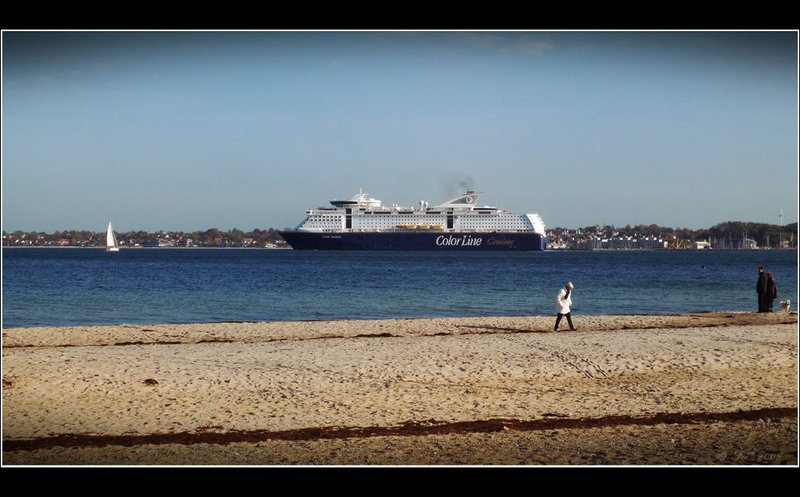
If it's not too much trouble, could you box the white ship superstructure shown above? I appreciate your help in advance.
[294,190,546,235]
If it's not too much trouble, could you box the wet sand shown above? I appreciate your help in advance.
[2,312,797,466]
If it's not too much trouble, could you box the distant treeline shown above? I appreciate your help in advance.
[2,227,286,247]
[3,221,798,249]
[699,221,797,247]
[547,221,798,249]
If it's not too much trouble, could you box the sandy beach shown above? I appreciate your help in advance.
[2,311,797,466]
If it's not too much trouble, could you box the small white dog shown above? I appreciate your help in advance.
[780,300,791,312]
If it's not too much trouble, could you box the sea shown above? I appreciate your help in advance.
[2,247,798,328]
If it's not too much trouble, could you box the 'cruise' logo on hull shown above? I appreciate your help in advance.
[487,237,515,246]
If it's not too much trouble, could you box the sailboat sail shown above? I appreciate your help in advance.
[106,222,119,251]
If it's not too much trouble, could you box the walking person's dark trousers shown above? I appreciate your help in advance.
[555,312,574,331]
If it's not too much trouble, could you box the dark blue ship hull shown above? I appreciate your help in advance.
[279,231,546,250]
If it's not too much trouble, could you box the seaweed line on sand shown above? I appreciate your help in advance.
[4,406,796,452]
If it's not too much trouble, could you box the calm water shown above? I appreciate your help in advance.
[2,248,797,328]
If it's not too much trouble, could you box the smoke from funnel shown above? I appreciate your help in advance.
[441,174,475,199]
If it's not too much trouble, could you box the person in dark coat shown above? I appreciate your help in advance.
[766,272,777,312]
[756,266,768,312]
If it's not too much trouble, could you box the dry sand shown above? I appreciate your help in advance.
[2,312,797,466]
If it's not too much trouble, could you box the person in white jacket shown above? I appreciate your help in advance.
[554,281,576,331]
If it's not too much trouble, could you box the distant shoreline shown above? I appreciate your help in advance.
[3,245,797,251]
[2,245,290,250]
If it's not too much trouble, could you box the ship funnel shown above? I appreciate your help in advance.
[436,191,481,209]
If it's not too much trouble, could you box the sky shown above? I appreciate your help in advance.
[2,30,797,233]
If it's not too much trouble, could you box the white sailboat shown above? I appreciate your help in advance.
[106,222,120,252]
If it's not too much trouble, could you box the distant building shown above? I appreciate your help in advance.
[695,240,712,250]
[638,237,667,249]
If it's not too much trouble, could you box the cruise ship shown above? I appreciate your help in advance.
[279,190,547,250]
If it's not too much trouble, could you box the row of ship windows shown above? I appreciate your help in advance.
[307,216,527,225]
[311,213,518,218]
[308,219,526,225]
[312,215,451,220]
[351,222,527,227]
